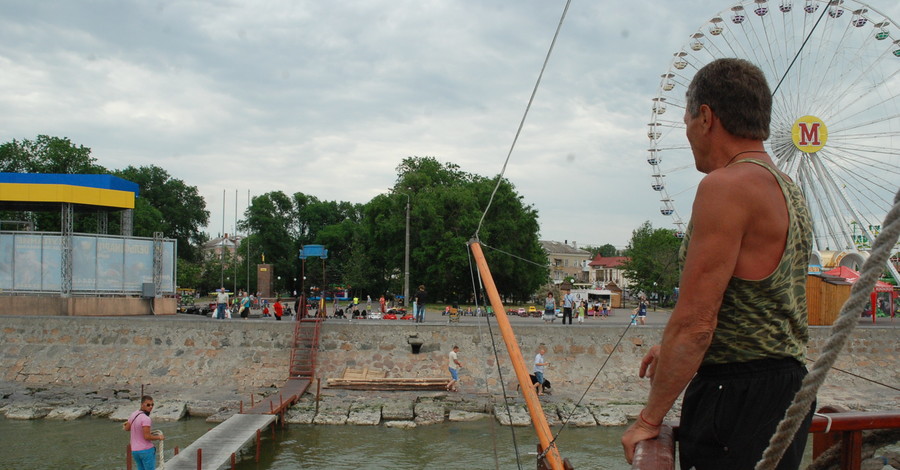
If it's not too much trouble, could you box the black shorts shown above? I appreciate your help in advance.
[679,357,814,470]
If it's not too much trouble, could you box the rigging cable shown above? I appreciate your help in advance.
[770,0,830,96]
[537,317,637,461]
[804,357,900,393]
[467,244,521,470]
[474,0,572,240]
[480,241,644,459]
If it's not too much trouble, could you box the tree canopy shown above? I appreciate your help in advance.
[237,156,547,302]
[2,137,549,300]
[620,221,682,305]
[115,165,210,261]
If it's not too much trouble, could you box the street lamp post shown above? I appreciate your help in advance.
[403,192,410,309]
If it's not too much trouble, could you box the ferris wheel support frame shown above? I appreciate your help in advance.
[809,151,900,283]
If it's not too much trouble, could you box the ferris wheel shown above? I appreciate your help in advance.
[649,0,900,279]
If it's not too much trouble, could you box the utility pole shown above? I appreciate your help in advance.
[403,192,410,308]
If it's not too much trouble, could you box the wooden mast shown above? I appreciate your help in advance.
[468,240,568,470]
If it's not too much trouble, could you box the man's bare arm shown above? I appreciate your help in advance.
[622,170,750,461]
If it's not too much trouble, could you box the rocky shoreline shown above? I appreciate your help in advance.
[2,377,896,428]
[0,381,645,428]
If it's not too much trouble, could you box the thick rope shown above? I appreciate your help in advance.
[754,188,900,470]
[151,430,165,469]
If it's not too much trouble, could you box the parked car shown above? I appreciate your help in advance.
[528,306,539,317]
[383,312,397,320]
[556,308,563,318]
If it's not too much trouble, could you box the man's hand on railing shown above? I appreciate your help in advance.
[622,410,662,464]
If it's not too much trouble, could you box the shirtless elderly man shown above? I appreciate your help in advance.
[622,58,814,470]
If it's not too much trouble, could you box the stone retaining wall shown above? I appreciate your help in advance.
[1,317,897,408]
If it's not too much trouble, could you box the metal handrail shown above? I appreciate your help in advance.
[630,407,900,470]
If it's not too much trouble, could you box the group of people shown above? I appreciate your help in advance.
[542,290,611,324]
[444,344,552,397]
[213,287,286,320]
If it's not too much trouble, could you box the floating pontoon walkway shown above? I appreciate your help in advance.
[164,379,311,469]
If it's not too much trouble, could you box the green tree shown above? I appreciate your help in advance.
[583,243,619,258]
[621,221,682,306]
[177,259,203,290]
[114,165,209,262]
[239,191,365,298]
[0,135,104,174]
[239,191,297,288]
[366,156,545,303]
[0,136,108,232]
[599,243,619,257]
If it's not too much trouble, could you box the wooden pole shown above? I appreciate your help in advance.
[468,240,565,470]
[256,429,261,462]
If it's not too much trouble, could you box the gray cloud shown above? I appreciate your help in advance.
[2,0,897,249]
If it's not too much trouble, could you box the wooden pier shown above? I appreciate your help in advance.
[165,414,277,470]
[164,378,311,470]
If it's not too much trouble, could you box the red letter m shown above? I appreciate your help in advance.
[798,122,821,146]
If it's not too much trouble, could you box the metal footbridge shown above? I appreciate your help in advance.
[161,318,321,470]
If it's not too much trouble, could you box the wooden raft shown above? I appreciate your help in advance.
[327,367,448,390]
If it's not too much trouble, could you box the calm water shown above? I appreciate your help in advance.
[1,415,213,469]
[1,417,812,469]
[1,416,633,469]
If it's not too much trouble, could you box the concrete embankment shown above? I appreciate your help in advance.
[1,316,898,415]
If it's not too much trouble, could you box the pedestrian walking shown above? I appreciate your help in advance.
[637,298,648,325]
[273,297,283,321]
[215,288,229,319]
[414,285,427,323]
[446,345,462,392]
[577,301,586,324]
[124,395,164,470]
[543,292,556,323]
[239,292,251,319]
[534,345,549,396]
[562,288,575,325]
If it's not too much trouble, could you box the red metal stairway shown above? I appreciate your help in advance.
[289,318,322,378]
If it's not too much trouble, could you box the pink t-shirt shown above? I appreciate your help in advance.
[128,410,153,451]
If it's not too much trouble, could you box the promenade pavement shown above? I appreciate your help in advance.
[293,305,897,329]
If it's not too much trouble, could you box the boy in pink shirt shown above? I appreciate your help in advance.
[123,395,164,470]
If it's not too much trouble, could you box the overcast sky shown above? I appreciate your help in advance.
[2,0,898,249]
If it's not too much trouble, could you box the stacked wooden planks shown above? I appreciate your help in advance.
[327,367,448,390]
[326,377,449,390]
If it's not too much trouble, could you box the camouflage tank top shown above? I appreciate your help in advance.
[679,159,813,365]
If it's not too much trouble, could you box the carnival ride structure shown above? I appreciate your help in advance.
[648,0,900,283]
